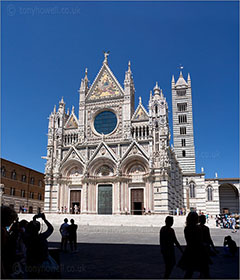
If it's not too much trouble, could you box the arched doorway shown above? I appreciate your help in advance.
[219,183,239,214]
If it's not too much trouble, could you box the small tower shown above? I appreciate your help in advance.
[149,82,170,169]
[78,68,89,142]
[171,71,196,174]
[123,60,135,139]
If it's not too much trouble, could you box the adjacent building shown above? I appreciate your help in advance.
[0,158,45,213]
[43,54,239,215]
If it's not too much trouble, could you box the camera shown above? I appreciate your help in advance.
[33,212,45,221]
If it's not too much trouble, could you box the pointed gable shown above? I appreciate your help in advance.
[122,141,149,161]
[61,146,85,167]
[86,64,124,101]
[65,113,78,129]
[132,100,149,121]
[88,141,118,164]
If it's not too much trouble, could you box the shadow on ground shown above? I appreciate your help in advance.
[49,242,239,279]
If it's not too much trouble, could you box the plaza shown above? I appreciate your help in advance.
[19,214,239,279]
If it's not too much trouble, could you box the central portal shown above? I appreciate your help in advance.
[98,184,112,214]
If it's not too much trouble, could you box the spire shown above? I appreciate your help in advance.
[171,75,175,88]
[153,82,160,95]
[139,96,142,104]
[160,89,163,97]
[103,51,110,65]
[124,60,134,87]
[53,105,56,113]
[128,60,131,72]
[67,108,70,115]
[84,68,88,81]
[72,105,74,113]
[187,73,191,87]
[150,90,152,101]
[59,96,64,105]
[175,71,188,87]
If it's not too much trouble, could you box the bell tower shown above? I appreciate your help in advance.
[171,71,196,174]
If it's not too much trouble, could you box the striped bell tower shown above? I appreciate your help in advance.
[171,71,196,174]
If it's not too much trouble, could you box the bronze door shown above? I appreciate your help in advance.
[98,185,112,214]
[70,190,81,214]
[131,189,144,215]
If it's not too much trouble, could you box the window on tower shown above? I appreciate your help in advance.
[182,150,186,157]
[178,114,187,123]
[180,127,186,134]
[177,103,187,112]
[182,139,186,147]
[177,90,186,96]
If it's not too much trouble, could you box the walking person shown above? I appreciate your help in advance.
[178,212,211,279]
[68,219,78,252]
[59,218,69,252]
[160,216,183,279]
[199,215,218,256]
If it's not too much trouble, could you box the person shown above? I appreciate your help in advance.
[199,215,218,256]
[224,236,237,256]
[206,213,209,223]
[178,212,211,279]
[231,216,237,233]
[1,206,18,278]
[25,213,58,278]
[160,216,183,278]
[60,218,69,252]
[74,204,78,214]
[68,219,78,252]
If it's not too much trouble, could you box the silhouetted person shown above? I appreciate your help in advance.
[68,219,78,252]
[60,218,69,252]
[25,213,57,277]
[199,214,218,255]
[178,212,210,279]
[224,236,237,256]
[160,216,183,279]
[1,206,18,278]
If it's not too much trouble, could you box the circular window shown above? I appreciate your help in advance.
[94,111,117,135]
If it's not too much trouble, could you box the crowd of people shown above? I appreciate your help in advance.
[215,214,239,231]
[160,213,237,279]
[1,205,238,279]
[1,206,58,279]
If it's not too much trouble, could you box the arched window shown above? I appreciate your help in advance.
[189,182,195,198]
[207,186,213,201]
[182,150,186,157]
[155,105,158,114]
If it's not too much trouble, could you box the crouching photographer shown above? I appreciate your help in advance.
[25,213,59,278]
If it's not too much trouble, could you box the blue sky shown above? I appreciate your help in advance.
[1,1,239,178]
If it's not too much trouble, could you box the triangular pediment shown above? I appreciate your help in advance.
[64,112,78,129]
[61,146,85,167]
[86,64,124,101]
[132,103,149,121]
[88,141,118,164]
[122,141,149,161]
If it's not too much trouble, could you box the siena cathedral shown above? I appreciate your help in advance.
[44,54,239,215]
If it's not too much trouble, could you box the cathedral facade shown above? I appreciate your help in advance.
[44,54,239,215]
